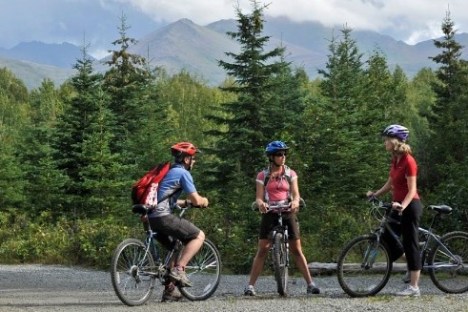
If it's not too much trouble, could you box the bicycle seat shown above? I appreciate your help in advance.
[132,204,150,215]
[427,204,452,214]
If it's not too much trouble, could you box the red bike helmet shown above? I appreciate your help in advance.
[171,142,198,157]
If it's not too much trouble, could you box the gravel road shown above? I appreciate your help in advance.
[0,264,467,312]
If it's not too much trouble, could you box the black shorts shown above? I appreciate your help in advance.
[259,212,300,240]
[148,214,200,245]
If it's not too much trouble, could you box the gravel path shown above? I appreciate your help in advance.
[0,265,467,311]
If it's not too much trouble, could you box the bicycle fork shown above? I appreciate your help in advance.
[271,228,290,268]
[363,240,380,269]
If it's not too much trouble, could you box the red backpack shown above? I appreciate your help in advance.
[131,162,171,206]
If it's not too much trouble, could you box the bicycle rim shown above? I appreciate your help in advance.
[429,231,468,293]
[272,233,288,296]
[110,238,156,306]
[179,239,222,301]
[337,235,391,297]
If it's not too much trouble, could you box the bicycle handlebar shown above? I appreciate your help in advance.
[267,203,292,213]
[250,198,307,211]
[367,195,392,209]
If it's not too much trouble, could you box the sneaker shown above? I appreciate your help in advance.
[402,271,411,283]
[307,283,320,295]
[396,285,420,297]
[161,287,182,302]
[169,267,192,287]
[244,285,256,296]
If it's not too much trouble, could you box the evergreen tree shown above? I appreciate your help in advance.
[80,88,128,218]
[428,11,468,224]
[53,46,110,218]
[406,68,437,188]
[0,68,29,208]
[314,26,370,203]
[215,1,286,179]
[103,13,152,164]
[20,80,68,217]
[429,11,468,169]
[208,1,301,271]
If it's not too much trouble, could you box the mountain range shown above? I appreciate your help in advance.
[1,16,467,89]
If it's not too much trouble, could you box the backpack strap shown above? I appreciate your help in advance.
[262,165,292,202]
[157,163,181,205]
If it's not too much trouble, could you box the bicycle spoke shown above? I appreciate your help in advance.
[337,235,391,297]
[179,239,222,301]
[111,239,156,306]
[272,233,288,296]
[429,231,468,294]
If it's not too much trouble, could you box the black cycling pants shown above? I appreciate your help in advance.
[401,199,423,271]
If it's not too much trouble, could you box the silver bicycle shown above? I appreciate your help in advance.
[337,197,468,297]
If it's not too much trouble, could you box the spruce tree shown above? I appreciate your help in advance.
[0,68,29,209]
[103,13,152,166]
[53,46,110,218]
[20,80,68,218]
[428,11,468,223]
[208,1,303,271]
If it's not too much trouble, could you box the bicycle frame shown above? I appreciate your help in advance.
[368,200,462,270]
[132,206,188,281]
[337,197,468,297]
[270,208,290,267]
[141,227,179,282]
[111,203,222,305]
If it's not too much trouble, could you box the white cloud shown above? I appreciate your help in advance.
[1,0,467,50]
[119,0,468,44]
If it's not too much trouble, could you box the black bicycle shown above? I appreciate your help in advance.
[252,198,306,296]
[110,204,222,306]
[337,197,468,297]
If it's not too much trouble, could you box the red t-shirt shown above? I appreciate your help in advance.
[390,153,420,202]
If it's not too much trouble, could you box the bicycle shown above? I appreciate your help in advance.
[337,196,468,297]
[251,198,306,296]
[110,203,222,306]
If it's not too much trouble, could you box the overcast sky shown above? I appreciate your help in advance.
[1,0,467,58]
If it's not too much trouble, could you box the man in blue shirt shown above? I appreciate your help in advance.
[148,142,209,301]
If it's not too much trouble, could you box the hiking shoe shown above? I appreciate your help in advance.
[402,271,411,283]
[307,283,320,294]
[396,285,420,297]
[169,268,192,287]
[161,287,182,302]
[244,285,256,296]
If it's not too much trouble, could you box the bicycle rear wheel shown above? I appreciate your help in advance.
[110,238,156,306]
[178,239,222,301]
[429,231,468,293]
[337,234,392,297]
[272,232,288,296]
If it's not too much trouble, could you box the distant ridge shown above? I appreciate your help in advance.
[0,56,76,90]
[131,18,239,83]
[1,16,468,89]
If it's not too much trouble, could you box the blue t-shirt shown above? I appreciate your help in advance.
[148,164,197,218]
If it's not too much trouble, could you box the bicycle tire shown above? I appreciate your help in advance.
[428,231,468,293]
[337,234,392,297]
[110,238,156,306]
[178,239,222,301]
[272,232,288,296]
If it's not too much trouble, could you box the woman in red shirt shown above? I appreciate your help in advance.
[367,125,423,297]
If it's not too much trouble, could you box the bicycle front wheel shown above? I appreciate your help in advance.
[429,231,468,293]
[272,232,288,296]
[337,234,392,297]
[110,238,156,306]
[178,239,222,301]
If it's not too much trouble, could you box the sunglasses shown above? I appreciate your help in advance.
[273,152,287,157]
